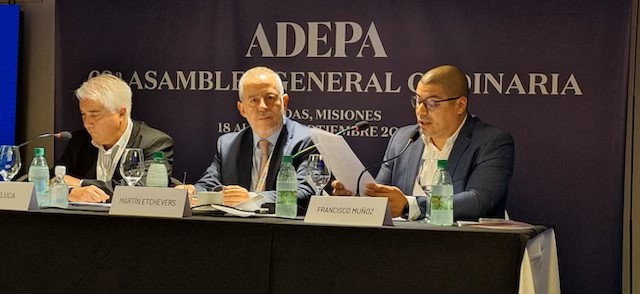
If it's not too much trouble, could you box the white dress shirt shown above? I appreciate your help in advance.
[91,117,133,182]
[405,114,467,220]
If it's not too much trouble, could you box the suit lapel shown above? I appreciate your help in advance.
[236,130,253,189]
[264,126,289,190]
[403,137,424,193]
[448,116,475,177]
[112,120,141,183]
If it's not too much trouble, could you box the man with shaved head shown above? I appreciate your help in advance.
[332,65,515,221]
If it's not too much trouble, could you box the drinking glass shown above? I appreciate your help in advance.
[307,154,331,196]
[0,145,21,182]
[417,176,432,223]
[120,148,145,186]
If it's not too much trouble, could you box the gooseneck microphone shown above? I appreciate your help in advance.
[17,131,72,148]
[291,120,370,159]
[355,129,420,196]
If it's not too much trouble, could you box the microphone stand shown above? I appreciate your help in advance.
[355,129,420,196]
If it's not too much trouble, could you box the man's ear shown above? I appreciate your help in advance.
[119,107,127,118]
[456,96,467,115]
[237,101,247,118]
[282,93,289,109]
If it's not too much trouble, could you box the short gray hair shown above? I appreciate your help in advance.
[75,74,132,117]
[238,66,285,99]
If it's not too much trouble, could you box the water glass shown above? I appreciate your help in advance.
[120,148,145,186]
[307,154,331,196]
[0,145,21,182]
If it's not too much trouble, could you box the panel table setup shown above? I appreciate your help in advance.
[0,196,559,293]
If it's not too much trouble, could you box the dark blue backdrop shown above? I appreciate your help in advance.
[55,1,630,292]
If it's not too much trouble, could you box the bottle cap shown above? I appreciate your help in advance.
[437,159,448,170]
[54,165,66,176]
[34,147,44,156]
[152,151,164,160]
[282,155,292,164]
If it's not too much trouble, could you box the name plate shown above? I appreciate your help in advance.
[110,186,191,218]
[304,196,393,227]
[0,182,38,211]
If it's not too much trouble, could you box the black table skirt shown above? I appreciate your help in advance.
[0,209,541,292]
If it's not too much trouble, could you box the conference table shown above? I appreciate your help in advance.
[0,208,558,292]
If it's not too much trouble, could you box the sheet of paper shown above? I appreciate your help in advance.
[310,128,376,195]
[234,192,263,211]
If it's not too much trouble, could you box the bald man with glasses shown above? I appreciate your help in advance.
[332,65,515,221]
[177,66,315,215]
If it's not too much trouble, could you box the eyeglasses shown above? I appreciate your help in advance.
[241,95,281,108]
[410,95,460,111]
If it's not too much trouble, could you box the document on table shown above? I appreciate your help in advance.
[67,202,111,212]
[310,128,376,195]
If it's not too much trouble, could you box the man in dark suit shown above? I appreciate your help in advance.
[178,66,314,215]
[56,74,174,203]
[332,65,514,221]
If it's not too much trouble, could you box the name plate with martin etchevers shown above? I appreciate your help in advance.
[0,182,38,211]
[110,186,191,218]
[304,196,393,227]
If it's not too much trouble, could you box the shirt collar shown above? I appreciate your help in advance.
[422,113,468,151]
[252,122,284,148]
[91,117,134,153]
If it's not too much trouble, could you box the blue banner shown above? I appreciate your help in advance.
[0,5,20,145]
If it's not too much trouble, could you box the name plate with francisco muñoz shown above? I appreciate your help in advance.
[110,186,191,218]
[0,182,38,211]
[304,196,392,227]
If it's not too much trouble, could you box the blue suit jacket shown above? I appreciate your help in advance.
[194,118,315,215]
[375,115,515,220]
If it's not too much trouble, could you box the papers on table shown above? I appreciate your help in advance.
[192,193,264,217]
[67,202,111,212]
[309,128,375,195]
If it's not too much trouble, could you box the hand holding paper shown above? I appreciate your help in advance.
[309,128,376,194]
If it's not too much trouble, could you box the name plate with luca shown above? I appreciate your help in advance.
[0,182,38,211]
[110,186,191,218]
[304,196,392,227]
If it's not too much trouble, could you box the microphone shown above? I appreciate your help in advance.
[292,120,370,159]
[17,131,72,148]
[355,128,420,196]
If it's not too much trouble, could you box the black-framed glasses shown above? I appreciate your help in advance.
[410,95,460,111]
[240,95,281,108]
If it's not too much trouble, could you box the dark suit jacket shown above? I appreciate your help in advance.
[55,120,174,200]
[194,118,315,215]
[375,115,515,220]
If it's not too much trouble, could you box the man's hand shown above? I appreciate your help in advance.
[364,183,408,217]
[331,180,353,196]
[68,185,110,203]
[175,185,196,206]
[221,185,249,206]
[63,175,81,188]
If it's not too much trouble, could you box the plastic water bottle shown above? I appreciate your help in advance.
[430,159,453,226]
[50,165,69,209]
[28,147,50,208]
[276,155,298,218]
[146,151,168,187]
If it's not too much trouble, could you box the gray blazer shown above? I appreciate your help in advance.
[194,118,315,215]
[376,115,515,220]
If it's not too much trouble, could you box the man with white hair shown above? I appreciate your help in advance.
[56,73,174,203]
[177,66,315,215]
